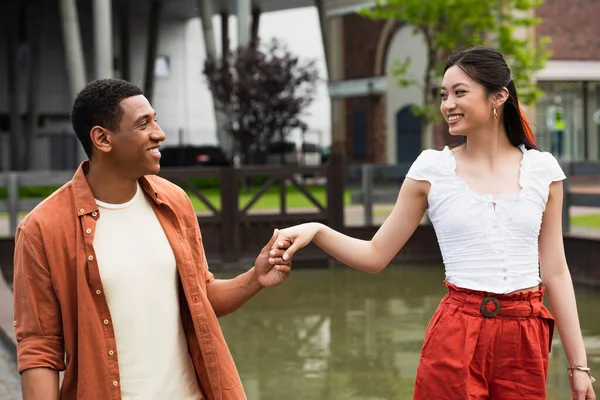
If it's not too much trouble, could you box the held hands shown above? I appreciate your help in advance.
[254,229,293,288]
[268,223,322,269]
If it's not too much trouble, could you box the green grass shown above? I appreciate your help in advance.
[571,214,600,229]
[188,185,354,212]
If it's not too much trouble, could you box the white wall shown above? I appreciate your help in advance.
[384,25,428,164]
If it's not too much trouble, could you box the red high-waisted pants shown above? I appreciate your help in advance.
[413,281,555,400]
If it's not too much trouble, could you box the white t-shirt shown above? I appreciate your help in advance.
[406,144,566,293]
[94,184,202,399]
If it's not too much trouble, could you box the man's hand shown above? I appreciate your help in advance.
[254,229,292,288]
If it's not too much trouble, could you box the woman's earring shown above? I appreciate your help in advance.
[493,108,498,120]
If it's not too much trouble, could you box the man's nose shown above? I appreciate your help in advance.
[152,127,166,142]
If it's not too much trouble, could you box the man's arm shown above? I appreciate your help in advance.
[22,368,59,400]
[206,230,290,317]
[206,267,263,317]
[13,226,65,399]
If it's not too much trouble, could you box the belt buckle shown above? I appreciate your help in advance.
[480,297,501,318]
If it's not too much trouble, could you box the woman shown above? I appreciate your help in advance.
[268,47,596,400]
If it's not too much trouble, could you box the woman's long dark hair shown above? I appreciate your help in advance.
[444,46,538,150]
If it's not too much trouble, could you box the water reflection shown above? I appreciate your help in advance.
[217,265,600,400]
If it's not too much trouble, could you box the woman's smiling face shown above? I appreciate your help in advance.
[440,65,495,136]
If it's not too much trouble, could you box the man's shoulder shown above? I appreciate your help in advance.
[144,174,189,204]
[19,181,76,235]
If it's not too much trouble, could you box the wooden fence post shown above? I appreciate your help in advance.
[327,153,345,231]
[220,166,240,263]
[361,164,373,226]
[561,162,571,234]
[8,173,19,236]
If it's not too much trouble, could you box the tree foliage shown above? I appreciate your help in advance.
[203,38,320,164]
[359,0,550,127]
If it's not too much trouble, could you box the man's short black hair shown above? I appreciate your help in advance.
[71,79,143,158]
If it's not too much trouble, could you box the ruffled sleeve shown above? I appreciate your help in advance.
[543,152,567,183]
[405,149,440,183]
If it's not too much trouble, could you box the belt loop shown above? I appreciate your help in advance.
[529,298,541,317]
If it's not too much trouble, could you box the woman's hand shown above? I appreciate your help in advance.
[268,223,322,268]
[569,368,596,400]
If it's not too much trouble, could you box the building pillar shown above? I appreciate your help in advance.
[236,0,251,46]
[220,11,229,56]
[315,0,329,77]
[58,0,87,161]
[119,2,131,81]
[93,0,113,79]
[143,0,162,101]
[326,16,346,155]
[250,7,261,40]
[197,0,232,155]
[58,0,87,100]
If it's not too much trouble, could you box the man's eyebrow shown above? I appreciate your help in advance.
[440,82,469,90]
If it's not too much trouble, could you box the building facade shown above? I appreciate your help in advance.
[323,0,600,164]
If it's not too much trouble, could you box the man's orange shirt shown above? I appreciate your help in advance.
[13,162,245,400]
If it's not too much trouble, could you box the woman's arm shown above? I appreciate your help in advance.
[539,181,595,398]
[272,178,429,274]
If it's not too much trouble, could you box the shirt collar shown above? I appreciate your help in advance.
[71,160,167,216]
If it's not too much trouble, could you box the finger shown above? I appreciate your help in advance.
[274,265,291,273]
[282,241,303,261]
[263,229,279,251]
[269,248,287,258]
[269,257,288,265]
[271,237,292,250]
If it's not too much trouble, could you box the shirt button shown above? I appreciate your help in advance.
[96,290,102,295]
[79,208,85,213]
[103,319,109,325]
[113,381,118,387]
[503,277,508,281]
[86,228,92,234]
[92,211,98,217]
[13,320,17,326]
[108,350,114,356]
[88,255,94,261]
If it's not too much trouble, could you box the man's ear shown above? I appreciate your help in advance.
[90,126,112,154]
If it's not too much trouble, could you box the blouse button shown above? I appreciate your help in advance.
[88,255,94,261]
[103,319,109,325]
[86,228,92,234]
[108,350,114,356]
[113,381,118,387]
[96,290,102,295]
[92,211,98,217]
[79,208,85,213]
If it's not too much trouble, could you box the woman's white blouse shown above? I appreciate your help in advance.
[406,144,566,293]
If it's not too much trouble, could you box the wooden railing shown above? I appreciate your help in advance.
[349,162,600,233]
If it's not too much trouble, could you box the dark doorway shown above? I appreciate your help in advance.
[396,106,421,163]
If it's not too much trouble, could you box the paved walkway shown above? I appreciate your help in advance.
[0,274,20,399]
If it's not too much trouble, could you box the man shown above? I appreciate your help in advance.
[13,79,292,400]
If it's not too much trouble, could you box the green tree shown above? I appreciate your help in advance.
[203,38,319,165]
[359,0,550,145]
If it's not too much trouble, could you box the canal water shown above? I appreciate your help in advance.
[1,264,598,399]
[218,264,600,400]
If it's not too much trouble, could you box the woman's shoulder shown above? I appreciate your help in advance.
[522,146,566,183]
[406,147,453,182]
